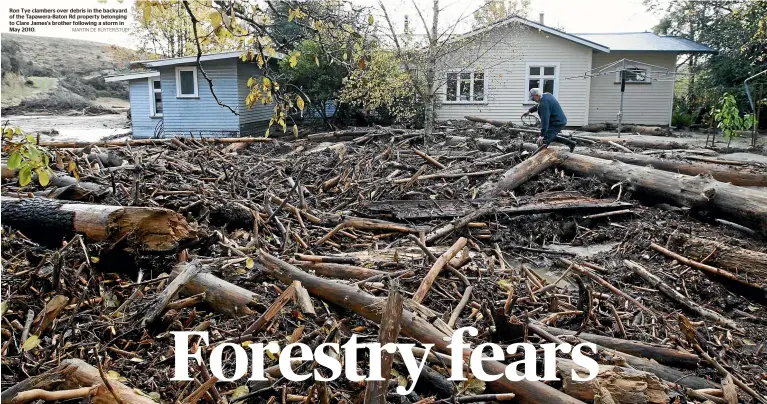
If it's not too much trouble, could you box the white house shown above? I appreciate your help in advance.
[435,15,715,126]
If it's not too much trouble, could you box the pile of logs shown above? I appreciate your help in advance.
[1,118,766,404]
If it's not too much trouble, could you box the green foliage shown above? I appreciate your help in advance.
[340,48,421,125]
[649,0,767,117]
[672,103,695,128]
[278,40,346,122]
[714,93,754,139]
[2,126,53,187]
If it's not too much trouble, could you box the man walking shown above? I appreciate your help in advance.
[522,88,576,152]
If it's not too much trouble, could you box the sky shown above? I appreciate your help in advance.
[0,0,667,49]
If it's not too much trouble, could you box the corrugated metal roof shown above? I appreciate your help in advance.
[573,32,716,53]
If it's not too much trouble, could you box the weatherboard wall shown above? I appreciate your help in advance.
[158,59,240,136]
[587,51,676,126]
[128,79,161,139]
[434,23,593,127]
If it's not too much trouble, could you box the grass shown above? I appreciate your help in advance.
[1,33,137,111]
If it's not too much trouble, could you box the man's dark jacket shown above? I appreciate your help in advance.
[528,93,567,143]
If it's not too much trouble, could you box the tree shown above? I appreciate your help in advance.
[647,0,767,126]
[279,40,347,126]
[472,0,530,28]
[378,0,525,136]
[340,47,421,125]
[136,0,374,135]
[131,1,235,57]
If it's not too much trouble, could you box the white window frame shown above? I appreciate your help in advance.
[615,66,650,84]
[175,66,199,98]
[524,62,559,104]
[443,69,488,104]
[148,77,163,117]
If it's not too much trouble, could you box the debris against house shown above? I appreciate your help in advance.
[2,119,767,404]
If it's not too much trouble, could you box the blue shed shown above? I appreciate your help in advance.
[106,51,276,139]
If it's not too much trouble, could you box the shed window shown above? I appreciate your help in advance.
[526,64,558,101]
[445,70,485,103]
[149,78,163,117]
[175,66,198,97]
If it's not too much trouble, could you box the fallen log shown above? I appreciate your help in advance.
[47,175,110,200]
[170,264,259,317]
[257,251,587,404]
[0,196,194,252]
[541,325,699,368]
[412,237,467,303]
[465,115,514,127]
[307,130,370,142]
[531,323,715,390]
[570,135,687,150]
[445,136,504,151]
[319,216,420,244]
[1,359,155,404]
[364,280,403,404]
[296,261,387,280]
[649,243,766,299]
[37,136,276,148]
[670,236,767,280]
[362,194,632,220]
[624,260,742,331]
[481,147,562,196]
[556,359,669,404]
[578,123,673,136]
[577,149,767,187]
[142,261,205,327]
[520,144,767,236]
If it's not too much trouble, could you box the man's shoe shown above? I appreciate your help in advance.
[569,143,575,152]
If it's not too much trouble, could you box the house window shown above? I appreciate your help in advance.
[617,67,649,83]
[445,70,485,103]
[526,64,558,101]
[149,78,163,117]
[175,66,198,97]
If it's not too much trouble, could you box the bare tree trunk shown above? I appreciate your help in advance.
[423,0,440,137]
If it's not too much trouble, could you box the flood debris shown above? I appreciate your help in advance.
[2,119,766,403]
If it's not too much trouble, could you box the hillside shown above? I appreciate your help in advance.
[1,33,138,113]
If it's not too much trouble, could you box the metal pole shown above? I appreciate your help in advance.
[617,59,626,138]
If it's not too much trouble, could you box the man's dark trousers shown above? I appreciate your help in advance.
[544,126,576,149]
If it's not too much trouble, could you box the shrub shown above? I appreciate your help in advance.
[672,107,694,128]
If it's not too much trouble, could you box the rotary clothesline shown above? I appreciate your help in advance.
[563,58,689,136]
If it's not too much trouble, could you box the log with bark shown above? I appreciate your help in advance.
[578,123,673,136]
[669,236,767,280]
[516,145,767,236]
[362,193,632,220]
[37,136,277,148]
[445,136,505,151]
[170,263,260,317]
[307,130,370,142]
[480,147,563,196]
[556,359,669,404]
[1,359,155,404]
[0,196,194,252]
[577,149,767,187]
[625,260,742,331]
[649,242,766,301]
[541,325,699,368]
[465,116,515,127]
[257,251,587,404]
[295,261,387,280]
